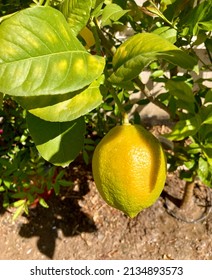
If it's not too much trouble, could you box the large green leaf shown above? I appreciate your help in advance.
[109,33,197,84]
[26,113,85,167]
[27,77,104,122]
[0,6,105,97]
[59,0,92,35]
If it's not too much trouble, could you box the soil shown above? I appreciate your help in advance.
[0,157,212,260]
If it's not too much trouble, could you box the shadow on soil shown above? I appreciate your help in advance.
[18,178,97,259]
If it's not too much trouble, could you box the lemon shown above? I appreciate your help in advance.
[92,123,167,218]
[79,26,95,49]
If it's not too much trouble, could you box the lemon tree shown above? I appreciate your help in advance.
[0,0,211,218]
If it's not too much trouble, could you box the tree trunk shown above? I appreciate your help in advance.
[180,180,195,210]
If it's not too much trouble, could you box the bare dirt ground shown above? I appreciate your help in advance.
[0,158,212,260]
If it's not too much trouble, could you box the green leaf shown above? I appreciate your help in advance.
[187,143,201,154]
[202,143,212,167]
[202,111,212,125]
[28,79,102,121]
[166,80,195,103]
[11,192,27,199]
[198,124,212,142]
[166,115,201,141]
[0,6,105,97]
[92,0,104,17]
[205,89,212,104]
[16,76,104,122]
[200,105,212,125]
[12,203,25,220]
[184,159,196,170]
[179,169,194,182]
[82,149,89,165]
[146,5,173,26]
[182,1,212,35]
[153,27,177,43]
[59,0,92,35]
[199,20,212,31]
[101,3,129,27]
[39,197,49,208]
[109,33,197,84]
[92,0,104,9]
[26,113,85,167]
[57,180,73,187]
[12,199,25,208]
[198,157,212,186]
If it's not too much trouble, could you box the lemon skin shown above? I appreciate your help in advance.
[92,123,167,218]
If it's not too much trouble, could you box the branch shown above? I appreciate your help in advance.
[133,77,171,116]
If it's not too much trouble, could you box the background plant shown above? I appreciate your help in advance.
[0,97,72,219]
[0,0,211,219]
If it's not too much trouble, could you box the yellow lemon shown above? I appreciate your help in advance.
[79,26,95,49]
[92,123,167,218]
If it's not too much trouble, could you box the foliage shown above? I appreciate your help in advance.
[0,0,212,217]
[0,98,72,219]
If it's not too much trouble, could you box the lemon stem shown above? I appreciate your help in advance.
[123,113,130,125]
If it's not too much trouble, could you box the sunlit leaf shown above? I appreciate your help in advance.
[29,80,103,122]
[198,157,212,186]
[0,6,105,97]
[92,0,104,9]
[39,198,49,208]
[101,3,129,26]
[26,113,85,167]
[182,1,212,35]
[59,0,92,35]
[199,20,212,31]
[16,76,104,122]
[109,33,197,84]
[12,199,25,208]
[187,142,201,154]
[12,203,25,220]
[165,115,201,141]
[153,27,177,43]
[146,5,172,25]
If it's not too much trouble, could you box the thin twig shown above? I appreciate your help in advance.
[93,18,116,56]
[134,77,171,115]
